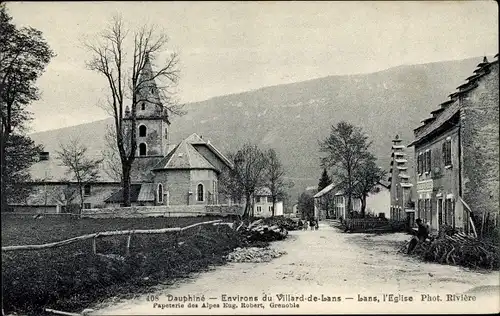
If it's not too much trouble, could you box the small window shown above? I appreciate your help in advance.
[83,184,91,196]
[197,183,204,201]
[256,196,261,203]
[139,143,147,156]
[268,206,273,213]
[256,206,262,213]
[83,203,92,209]
[139,125,147,137]
[141,103,146,111]
[267,197,272,203]
[157,183,163,204]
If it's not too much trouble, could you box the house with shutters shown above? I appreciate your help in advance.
[11,56,234,213]
[313,181,390,220]
[252,187,284,218]
[407,54,499,234]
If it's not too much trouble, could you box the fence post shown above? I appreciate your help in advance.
[92,236,97,255]
[126,234,132,256]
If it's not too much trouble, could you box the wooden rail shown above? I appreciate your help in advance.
[1,219,223,252]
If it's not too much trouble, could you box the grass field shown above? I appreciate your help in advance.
[1,215,243,315]
[1,215,232,246]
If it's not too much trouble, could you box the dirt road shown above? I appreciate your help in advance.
[92,221,499,315]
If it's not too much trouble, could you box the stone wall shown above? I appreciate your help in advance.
[461,62,499,219]
[82,204,244,218]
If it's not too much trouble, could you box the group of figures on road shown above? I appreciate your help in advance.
[298,218,319,231]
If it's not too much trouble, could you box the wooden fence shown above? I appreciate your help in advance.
[343,218,407,233]
[1,219,229,254]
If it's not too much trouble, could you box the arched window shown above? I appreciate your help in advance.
[139,125,147,137]
[157,183,163,204]
[139,143,147,156]
[197,183,204,202]
[141,103,146,111]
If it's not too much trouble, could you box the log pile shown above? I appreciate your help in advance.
[236,219,289,243]
[262,217,301,231]
[225,247,287,263]
[401,232,500,270]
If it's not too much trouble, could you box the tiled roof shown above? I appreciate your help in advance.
[411,55,497,143]
[105,184,142,203]
[313,183,335,198]
[137,183,156,202]
[153,138,216,171]
[29,154,116,182]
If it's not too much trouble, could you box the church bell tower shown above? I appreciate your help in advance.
[124,54,170,158]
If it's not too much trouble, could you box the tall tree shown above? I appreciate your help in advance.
[56,138,102,212]
[231,144,268,218]
[353,154,386,217]
[0,4,54,211]
[85,16,183,206]
[318,168,331,192]
[320,121,371,215]
[264,148,293,217]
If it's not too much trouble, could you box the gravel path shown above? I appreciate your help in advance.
[91,221,499,315]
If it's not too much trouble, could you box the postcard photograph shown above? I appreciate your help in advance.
[1,1,499,315]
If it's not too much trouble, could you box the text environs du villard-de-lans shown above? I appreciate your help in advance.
[148,292,477,309]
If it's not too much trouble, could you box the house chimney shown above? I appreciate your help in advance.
[39,151,50,161]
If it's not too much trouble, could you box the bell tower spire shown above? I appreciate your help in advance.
[123,54,170,158]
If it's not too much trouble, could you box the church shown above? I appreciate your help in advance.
[11,56,234,213]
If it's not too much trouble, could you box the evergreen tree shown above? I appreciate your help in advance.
[318,168,331,192]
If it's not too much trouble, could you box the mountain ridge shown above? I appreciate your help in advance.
[30,56,485,200]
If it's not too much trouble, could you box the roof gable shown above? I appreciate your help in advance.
[153,139,216,170]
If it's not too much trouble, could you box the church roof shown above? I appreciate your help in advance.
[153,137,216,171]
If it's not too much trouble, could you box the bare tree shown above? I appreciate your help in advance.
[218,154,244,205]
[231,144,268,218]
[84,16,183,206]
[320,121,371,215]
[56,138,102,212]
[265,148,293,217]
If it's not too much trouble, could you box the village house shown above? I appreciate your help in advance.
[313,182,390,220]
[11,56,234,213]
[407,54,499,234]
[388,135,415,226]
[252,187,284,218]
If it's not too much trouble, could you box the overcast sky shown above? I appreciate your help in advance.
[6,1,499,133]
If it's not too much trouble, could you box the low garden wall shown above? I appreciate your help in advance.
[81,204,244,218]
